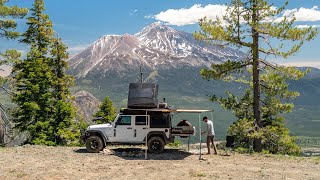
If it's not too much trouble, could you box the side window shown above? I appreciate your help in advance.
[117,116,131,125]
[135,116,148,125]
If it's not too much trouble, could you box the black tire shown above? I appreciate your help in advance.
[148,136,165,153]
[86,135,104,153]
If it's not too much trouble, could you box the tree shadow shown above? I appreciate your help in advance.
[111,148,193,160]
[73,147,193,160]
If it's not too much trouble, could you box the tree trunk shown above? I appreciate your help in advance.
[252,0,262,152]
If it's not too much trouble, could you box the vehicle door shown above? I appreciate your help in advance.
[114,115,134,142]
[133,115,149,143]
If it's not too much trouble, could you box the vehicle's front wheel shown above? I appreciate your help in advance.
[86,135,104,153]
[148,136,165,153]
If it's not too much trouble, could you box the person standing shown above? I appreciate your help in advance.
[201,116,218,155]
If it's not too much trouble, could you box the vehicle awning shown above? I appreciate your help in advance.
[124,108,213,160]
[124,108,213,113]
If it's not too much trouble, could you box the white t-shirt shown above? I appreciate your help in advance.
[205,120,215,136]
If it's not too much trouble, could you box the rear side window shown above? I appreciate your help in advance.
[135,116,148,125]
[150,113,170,128]
[117,116,131,125]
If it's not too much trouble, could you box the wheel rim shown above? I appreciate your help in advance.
[90,140,98,149]
[151,140,161,150]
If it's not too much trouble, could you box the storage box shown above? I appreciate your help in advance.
[128,83,159,109]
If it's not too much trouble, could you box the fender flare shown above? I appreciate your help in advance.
[84,130,108,146]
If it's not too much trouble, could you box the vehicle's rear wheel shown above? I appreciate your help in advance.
[86,135,104,153]
[148,136,165,153]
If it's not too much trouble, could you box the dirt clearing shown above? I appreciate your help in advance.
[0,145,319,180]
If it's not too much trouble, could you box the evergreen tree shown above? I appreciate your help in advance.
[194,0,318,152]
[218,66,306,155]
[50,38,76,145]
[93,96,116,124]
[12,0,76,145]
[0,0,28,40]
[13,45,54,144]
[20,0,53,56]
[0,1,27,146]
[0,0,27,91]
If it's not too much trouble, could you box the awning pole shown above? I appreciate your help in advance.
[145,110,148,160]
[199,113,202,160]
[211,111,214,123]
[188,135,190,152]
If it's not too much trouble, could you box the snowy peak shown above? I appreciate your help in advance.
[135,23,243,59]
[135,23,191,56]
[112,34,141,53]
[68,23,244,77]
[135,22,178,37]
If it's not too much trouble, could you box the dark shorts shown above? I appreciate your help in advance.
[207,135,214,144]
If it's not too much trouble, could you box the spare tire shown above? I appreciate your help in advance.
[86,135,103,153]
[148,136,165,153]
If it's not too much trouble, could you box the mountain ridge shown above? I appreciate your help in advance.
[68,23,244,77]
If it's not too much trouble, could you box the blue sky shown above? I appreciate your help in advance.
[2,0,320,68]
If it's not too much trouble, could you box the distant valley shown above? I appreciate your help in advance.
[67,23,320,139]
[1,23,319,139]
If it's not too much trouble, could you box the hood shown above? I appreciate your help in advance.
[87,123,112,130]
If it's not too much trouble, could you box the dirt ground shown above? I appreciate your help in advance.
[0,145,319,180]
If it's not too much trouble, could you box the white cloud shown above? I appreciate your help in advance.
[150,4,228,26]
[150,4,320,26]
[279,61,320,69]
[275,6,320,22]
[129,9,138,16]
[296,24,320,28]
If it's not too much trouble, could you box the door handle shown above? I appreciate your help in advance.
[143,127,147,129]
[127,127,132,129]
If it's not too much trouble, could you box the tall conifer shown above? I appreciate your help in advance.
[13,0,76,145]
[194,0,318,152]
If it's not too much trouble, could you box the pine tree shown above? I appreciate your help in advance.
[194,0,318,152]
[50,38,76,145]
[0,1,27,145]
[218,66,306,155]
[0,0,28,40]
[93,96,116,124]
[20,0,53,56]
[13,0,76,145]
[13,45,54,144]
[0,1,27,91]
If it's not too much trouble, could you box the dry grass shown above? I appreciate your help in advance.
[0,145,319,180]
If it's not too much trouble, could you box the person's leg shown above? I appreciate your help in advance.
[211,136,214,147]
[206,136,211,154]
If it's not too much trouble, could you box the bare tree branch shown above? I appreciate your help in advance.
[260,59,276,69]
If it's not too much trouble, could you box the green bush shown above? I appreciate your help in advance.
[167,140,183,148]
[228,118,301,156]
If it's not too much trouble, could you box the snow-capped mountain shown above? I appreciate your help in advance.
[68,23,244,77]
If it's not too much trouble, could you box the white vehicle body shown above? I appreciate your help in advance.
[86,114,171,143]
[83,111,195,153]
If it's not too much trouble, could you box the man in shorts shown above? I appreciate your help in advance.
[201,116,218,155]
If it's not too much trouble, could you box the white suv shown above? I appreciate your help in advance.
[83,109,194,153]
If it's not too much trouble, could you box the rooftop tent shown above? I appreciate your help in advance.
[127,83,159,109]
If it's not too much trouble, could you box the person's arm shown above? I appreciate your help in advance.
[201,122,208,134]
